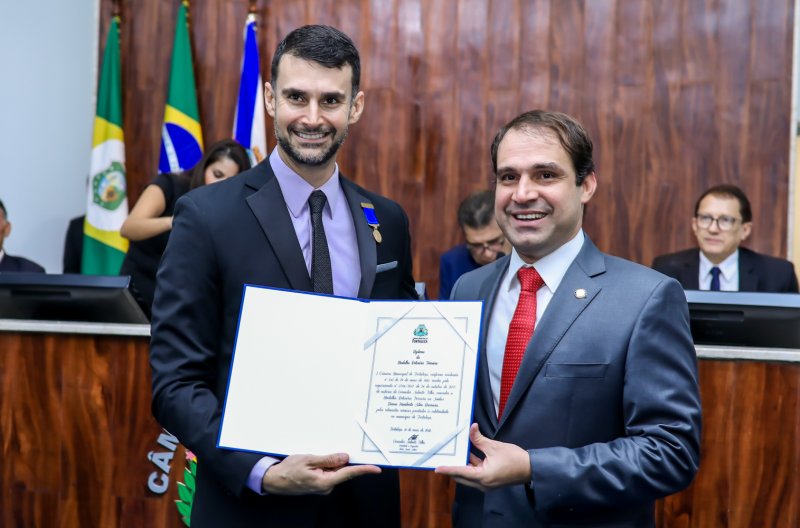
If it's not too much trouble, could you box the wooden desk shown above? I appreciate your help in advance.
[1,321,797,527]
[0,320,179,527]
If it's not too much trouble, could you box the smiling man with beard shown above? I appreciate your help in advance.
[436,110,701,527]
[149,25,417,528]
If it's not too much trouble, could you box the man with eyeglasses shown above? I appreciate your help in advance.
[439,190,509,299]
[652,184,798,292]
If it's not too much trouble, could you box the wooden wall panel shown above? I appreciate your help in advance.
[0,333,181,528]
[100,0,794,294]
[656,359,800,527]
[3,331,797,527]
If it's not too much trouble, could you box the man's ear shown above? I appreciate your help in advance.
[264,82,276,118]
[348,91,365,125]
[741,221,752,241]
[580,172,597,204]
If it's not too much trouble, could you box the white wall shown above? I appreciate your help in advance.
[0,0,99,273]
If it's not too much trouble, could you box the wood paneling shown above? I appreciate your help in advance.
[99,0,795,297]
[3,332,797,527]
[0,332,181,528]
[655,359,800,527]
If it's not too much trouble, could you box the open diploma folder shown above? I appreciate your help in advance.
[218,285,483,469]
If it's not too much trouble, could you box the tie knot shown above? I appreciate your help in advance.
[710,266,721,278]
[308,190,327,215]
[517,267,544,292]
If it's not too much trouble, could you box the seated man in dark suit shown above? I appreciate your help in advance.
[439,190,507,299]
[652,184,798,292]
[0,199,45,273]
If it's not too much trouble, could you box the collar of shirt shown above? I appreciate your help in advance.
[699,249,738,286]
[499,229,586,299]
[269,148,342,218]
[267,148,361,297]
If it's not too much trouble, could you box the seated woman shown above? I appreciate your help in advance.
[120,139,251,315]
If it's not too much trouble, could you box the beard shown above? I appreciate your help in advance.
[275,122,349,167]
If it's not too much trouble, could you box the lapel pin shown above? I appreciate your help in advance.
[360,202,382,244]
[574,288,587,299]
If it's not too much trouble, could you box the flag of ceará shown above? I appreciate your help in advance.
[82,16,128,275]
[233,13,266,165]
[159,0,203,173]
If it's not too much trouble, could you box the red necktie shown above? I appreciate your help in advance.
[499,267,544,419]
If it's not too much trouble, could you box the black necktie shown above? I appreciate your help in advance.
[709,266,721,291]
[308,190,333,294]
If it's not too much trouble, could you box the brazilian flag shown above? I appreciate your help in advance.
[159,0,203,173]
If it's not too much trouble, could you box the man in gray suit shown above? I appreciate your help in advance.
[436,110,701,527]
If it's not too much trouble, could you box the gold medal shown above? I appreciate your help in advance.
[361,203,382,244]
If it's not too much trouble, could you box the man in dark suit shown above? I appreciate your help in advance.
[436,110,701,527]
[0,199,45,273]
[149,26,416,527]
[652,184,798,292]
[439,190,507,299]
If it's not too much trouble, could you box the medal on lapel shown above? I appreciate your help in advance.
[360,202,382,243]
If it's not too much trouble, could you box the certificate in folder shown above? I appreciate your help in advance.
[218,285,483,469]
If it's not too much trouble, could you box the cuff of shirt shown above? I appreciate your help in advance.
[246,456,281,495]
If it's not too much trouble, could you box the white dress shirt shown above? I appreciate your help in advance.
[485,230,585,416]
[698,250,738,291]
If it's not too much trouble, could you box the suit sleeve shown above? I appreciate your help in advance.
[529,278,702,510]
[149,194,262,496]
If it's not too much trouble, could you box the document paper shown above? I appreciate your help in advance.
[218,285,482,469]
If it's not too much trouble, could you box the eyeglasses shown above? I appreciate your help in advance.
[695,214,740,231]
[466,235,505,252]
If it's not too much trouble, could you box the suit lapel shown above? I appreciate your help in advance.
[474,257,511,435]
[738,249,758,291]
[244,164,312,291]
[496,238,606,430]
[341,178,377,298]
[680,249,700,290]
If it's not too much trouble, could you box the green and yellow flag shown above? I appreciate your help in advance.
[159,0,203,173]
[82,16,128,275]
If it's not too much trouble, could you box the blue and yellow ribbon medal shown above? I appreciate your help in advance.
[361,202,382,243]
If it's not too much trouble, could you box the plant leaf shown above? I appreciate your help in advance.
[183,468,196,490]
[175,500,192,518]
[177,482,193,505]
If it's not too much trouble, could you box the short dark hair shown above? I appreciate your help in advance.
[270,25,361,96]
[490,110,595,185]
[188,139,252,190]
[0,199,6,219]
[457,190,495,230]
[694,184,752,223]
